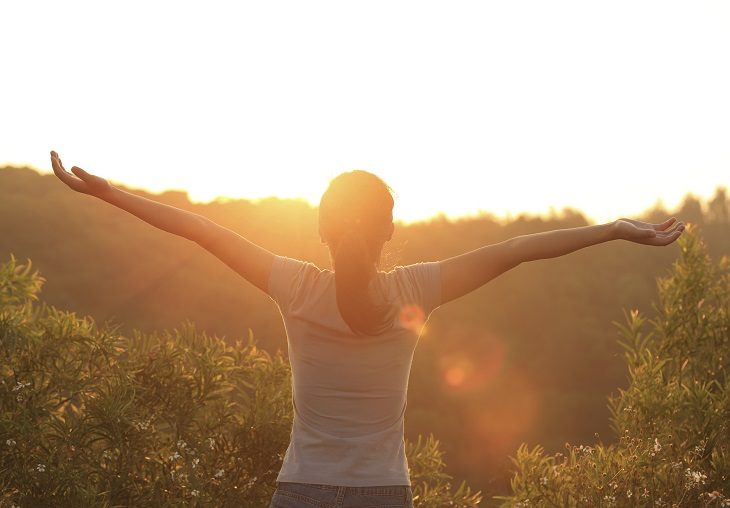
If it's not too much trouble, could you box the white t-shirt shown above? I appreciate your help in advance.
[266,255,442,486]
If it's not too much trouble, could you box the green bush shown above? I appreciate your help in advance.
[498,226,730,507]
[0,255,481,507]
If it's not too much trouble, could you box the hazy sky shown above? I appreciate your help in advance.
[2,1,728,223]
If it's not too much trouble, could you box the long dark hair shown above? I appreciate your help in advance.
[319,170,395,335]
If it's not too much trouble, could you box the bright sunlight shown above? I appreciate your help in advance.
[1,1,728,223]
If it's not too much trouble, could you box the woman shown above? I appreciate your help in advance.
[50,151,685,507]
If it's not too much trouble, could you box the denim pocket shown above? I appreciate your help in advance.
[270,483,336,508]
[344,486,412,508]
[346,493,408,508]
[271,489,330,508]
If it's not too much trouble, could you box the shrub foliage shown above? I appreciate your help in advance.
[0,255,481,507]
[499,227,730,507]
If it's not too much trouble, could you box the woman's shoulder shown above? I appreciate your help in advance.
[376,261,440,295]
[268,255,333,306]
[273,254,329,273]
[377,261,442,315]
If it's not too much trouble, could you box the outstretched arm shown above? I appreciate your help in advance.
[439,217,685,305]
[50,151,274,292]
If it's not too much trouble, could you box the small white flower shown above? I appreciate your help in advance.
[36,463,46,472]
[168,451,182,461]
[177,439,187,450]
[102,450,112,459]
[134,418,151,431]
[540,476,548,486]
[215,469,225,478]
[207,437,215,450]
[12,381,31,392]
[191,490,199,497]
[192,458,200,469]
[627,490,632,499]
[694,440,706,455]
[684,467,707,486]
[6,439,16,447]
[654,438,661,453]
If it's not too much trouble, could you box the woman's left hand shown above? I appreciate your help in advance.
[613,217,685,246]
[51,151,112,197]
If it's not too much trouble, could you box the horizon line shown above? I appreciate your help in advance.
[2,164,724,227]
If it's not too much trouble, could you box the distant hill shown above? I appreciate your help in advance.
[3,165,729,497]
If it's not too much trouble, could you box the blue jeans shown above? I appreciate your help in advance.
[269,481,414,508]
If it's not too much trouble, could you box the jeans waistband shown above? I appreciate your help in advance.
[277,481,411,496]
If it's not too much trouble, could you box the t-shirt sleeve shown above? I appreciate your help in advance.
[393,261,442,318]
[266,255,315,313]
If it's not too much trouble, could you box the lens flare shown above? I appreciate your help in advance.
[463,370,540,467]
[438,326,507,393]
[445,366,466,387]
[399,304,426,332]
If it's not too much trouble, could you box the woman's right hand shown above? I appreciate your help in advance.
[50,151,112,197]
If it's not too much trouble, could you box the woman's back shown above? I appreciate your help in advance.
[267,255,441,485]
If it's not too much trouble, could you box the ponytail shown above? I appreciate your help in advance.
[319,170,395,336]
[333,229,392,335]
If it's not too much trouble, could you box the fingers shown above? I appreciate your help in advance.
[649,224,685,245]
[71,166,89,181]
[653,217,677,231]
[658,221,684,236]
[50,152,72,183]
[50,150,64,174]
[50,151,72,177]
[621,217,677,232]
[50,150,85,192]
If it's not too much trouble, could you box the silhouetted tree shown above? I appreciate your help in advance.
[678,194,705,227]
[707,186,729,225]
